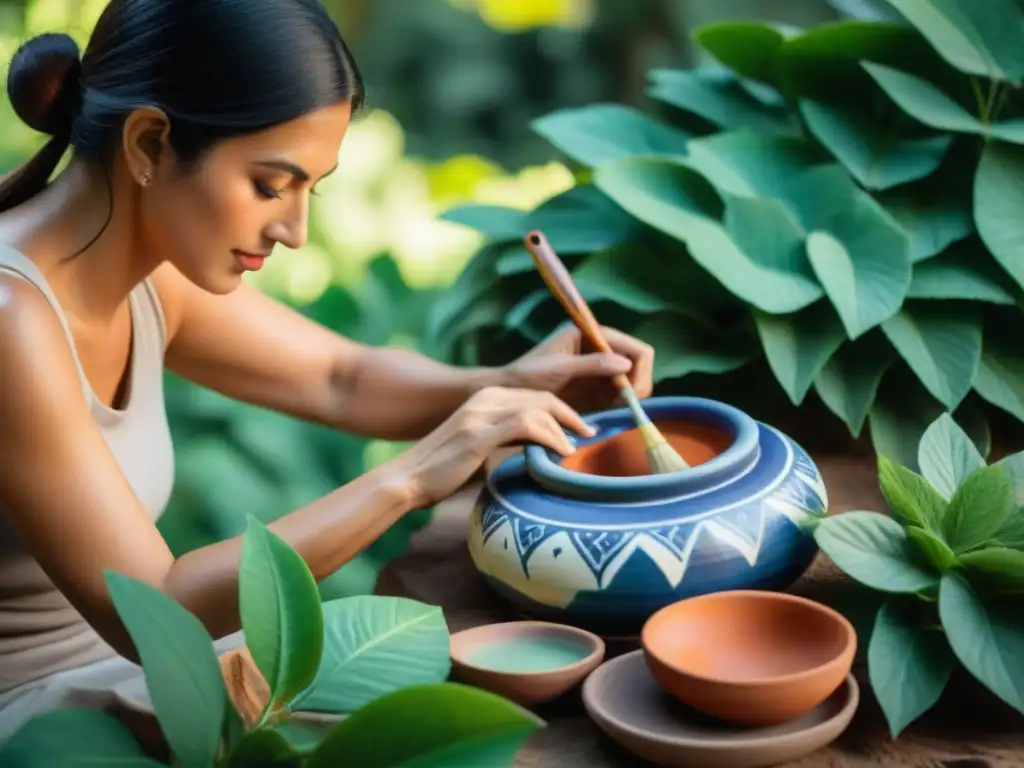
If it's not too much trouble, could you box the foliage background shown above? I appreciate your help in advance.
[0,0,901,598]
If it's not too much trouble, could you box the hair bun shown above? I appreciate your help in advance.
[7,33,82,136]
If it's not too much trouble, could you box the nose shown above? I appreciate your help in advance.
[264,194,309,250]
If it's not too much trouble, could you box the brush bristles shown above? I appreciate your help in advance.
[636,423,691,474]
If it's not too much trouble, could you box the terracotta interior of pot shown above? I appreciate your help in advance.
[645,594,851,682]
[560,419,733,477]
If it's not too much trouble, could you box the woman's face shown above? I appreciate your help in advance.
[139,102,352,294]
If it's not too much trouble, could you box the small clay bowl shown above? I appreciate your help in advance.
[641,591,856,726]
[449,620,605,706]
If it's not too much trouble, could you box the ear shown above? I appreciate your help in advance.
[121,107,175,186]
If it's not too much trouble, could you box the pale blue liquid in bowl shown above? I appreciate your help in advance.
[466,636,592,673]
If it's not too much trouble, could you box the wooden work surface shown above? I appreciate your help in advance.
[375,455,1024,768]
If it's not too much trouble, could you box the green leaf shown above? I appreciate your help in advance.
[391,731,531,768]
[868,595,955,738]
[682,130,826,199]
[239,515,324,710]
[906,526,959,571]
[530,104,691,167]
[876,173,972,262]
[881,0,1024,81]
[877,454,948,532]
[0,708,163,766]
[974,329,1024,423]
[438,205,526,242]
[633,313,755,383]
[959,547,1024,594]
[942,465,1016,554]
[592,156,825,314]
[974,141,1024,293]
[863,63,1024,142]
[294,596,451,714]
[695,21,794,85]
[104,572,226,768]
[304,683,543,768]
[991,507,1024,550]
[995,452,1024,507]
[228,727,298,766]
[754,302,846,405]
[813,332,895,436]
[938,572,1024,713]
[917,412,987,500]
[907,243,1018,305]
[646,67,797,136]
[813,511,940,592]
[526,185,641,255]
[881,303,982,409]
[799,99,951,190]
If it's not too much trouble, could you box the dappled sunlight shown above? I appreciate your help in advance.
[449,0,594,31]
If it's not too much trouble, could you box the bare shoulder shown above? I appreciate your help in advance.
[0,271,81,387]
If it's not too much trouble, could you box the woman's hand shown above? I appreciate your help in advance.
[392,386,595,508]
[501,323,655,413]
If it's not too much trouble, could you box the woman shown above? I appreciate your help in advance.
[0,0,654,738]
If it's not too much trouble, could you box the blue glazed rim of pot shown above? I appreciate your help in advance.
[522,396,760,503]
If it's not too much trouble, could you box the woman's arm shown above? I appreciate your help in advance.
[0,275,418,659]
[156,265,510,441]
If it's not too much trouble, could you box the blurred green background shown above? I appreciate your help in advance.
[0,0,882,598]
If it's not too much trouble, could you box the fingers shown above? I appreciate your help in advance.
[553,352,633,379]
[496,408,578,457]
[600,326,655,397]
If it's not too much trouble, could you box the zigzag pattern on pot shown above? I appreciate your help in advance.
[479,438,827,590]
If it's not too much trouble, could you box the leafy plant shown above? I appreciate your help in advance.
[813,412,1024,738]
[0,516,544,767]
[429,0,1024,462]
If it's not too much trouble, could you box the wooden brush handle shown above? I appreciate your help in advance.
[524,230,631,391]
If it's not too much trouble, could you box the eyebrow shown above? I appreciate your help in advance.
[255,160,339,183]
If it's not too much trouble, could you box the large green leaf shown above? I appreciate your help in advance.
[682,130,827,199]
[994,453,1024,507]
[906,526,959,571]
[881,0,1024,81]
[438,205,526,243]
[906,243,1018,305]
[974,141,1024,293]
[646,67,797,136]
[881,303,982,409]
[304,683,543,768]
[799,99,951,190]
[294,596,451,714]
[974,327,1024,422]
[240,516,324,711]
[876,172,973,262]
[633,313,755,383]
[917,412,987,500]
[813,331,895,436]
[863,63,1024,142]
[592,157,824,313]
[938,572,1024,713]
[104,572,226,768]
[530,104,691,167]
[527,185,641,255]
[942,464,1015,554]
[877,454,948,533]
[754,302,846,405]
[0,708,162,767]
[695,21,794,85]
[868,595,955,737]
[813,511,940,592]
[959,547,1024,594]
[868,366,991,472]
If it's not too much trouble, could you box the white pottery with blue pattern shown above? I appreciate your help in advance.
[467,396,828,636]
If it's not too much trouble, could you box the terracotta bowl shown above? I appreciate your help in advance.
[449,620,605,706]
[641,591,856,726]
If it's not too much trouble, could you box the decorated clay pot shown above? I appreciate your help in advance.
[467,397,828,636]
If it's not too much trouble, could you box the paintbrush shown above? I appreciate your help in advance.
[523,230,691,474]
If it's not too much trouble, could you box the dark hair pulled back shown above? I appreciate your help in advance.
[0,0,364,213]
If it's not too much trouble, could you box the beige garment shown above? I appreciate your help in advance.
[0,245,188,740]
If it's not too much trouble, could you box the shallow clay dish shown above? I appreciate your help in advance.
[642,590,856,726]
[449,620,605,706]
[583,649,859,768]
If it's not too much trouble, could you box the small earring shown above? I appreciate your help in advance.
[139,169,152,187]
